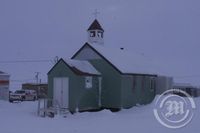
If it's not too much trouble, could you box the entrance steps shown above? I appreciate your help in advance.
[37,98,69,118]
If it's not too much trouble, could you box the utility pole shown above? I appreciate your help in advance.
[35,72,41,99]
[35,72,40,84]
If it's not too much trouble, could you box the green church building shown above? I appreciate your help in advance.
[48,19,157,113]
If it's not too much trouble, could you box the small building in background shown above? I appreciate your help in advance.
[156,75,173,94]
[22,83,48,98]
[173,83,200,97]
[0,71,10,100]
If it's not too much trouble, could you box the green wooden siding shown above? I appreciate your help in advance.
[48,57,156,112]
[121,76,137,108]
[48,60,100,113]
[121,75,156,108]
[86,59,156,109]
[90,59,122,109]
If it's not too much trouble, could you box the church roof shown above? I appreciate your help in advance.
[87,19,104,31]
[65,59,101,75]
[48,58,101,76]
[72,43,158,76]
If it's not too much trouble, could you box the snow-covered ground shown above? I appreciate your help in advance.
[0,97,199,133]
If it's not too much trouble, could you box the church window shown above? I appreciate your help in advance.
[97,31,103,38]
[90,31,95,37]
[85,76,92,89]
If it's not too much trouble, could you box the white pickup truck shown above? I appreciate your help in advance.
[9,90,37,102]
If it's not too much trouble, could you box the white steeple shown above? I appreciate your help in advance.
[87,19,104,45]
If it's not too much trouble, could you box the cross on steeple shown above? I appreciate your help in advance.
[92,9,100,19]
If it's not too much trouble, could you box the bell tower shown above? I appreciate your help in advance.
[87,19,104,45]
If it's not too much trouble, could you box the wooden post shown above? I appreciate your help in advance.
[37,99,40,116]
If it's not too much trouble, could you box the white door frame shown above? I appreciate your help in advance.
[53,77,69,108]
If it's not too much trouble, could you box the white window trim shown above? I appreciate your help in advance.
[85,76,93,89]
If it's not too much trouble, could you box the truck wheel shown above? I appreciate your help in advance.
[21,96,25,101]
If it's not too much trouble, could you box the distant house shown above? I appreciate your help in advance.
[0,71,10,100]
[48,19,158,113]
[22,83,48,98]
[173,83,200,97]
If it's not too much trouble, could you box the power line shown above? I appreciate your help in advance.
[0,59,52,64]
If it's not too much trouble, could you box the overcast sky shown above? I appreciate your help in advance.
[0,0,200,89]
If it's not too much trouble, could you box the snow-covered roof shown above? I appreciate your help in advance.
[65,59,101,75]
[48,59,101,76]
[73,43,158,75]
[173,83,192,87]
[22,83,48,85]
[0,71,9,76]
